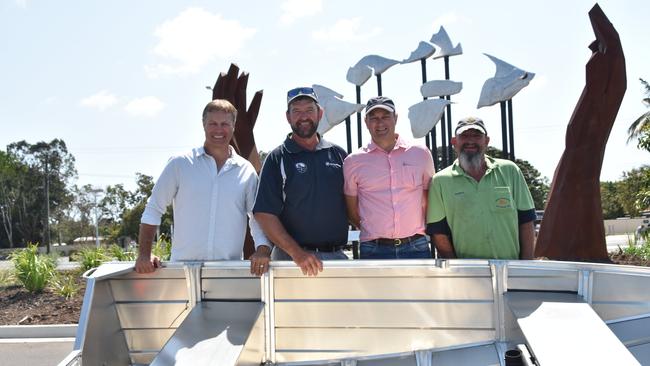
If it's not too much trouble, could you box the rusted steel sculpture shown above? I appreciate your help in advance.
[211,63,264,172]
[211,64,263,258]
[535,4,626,261]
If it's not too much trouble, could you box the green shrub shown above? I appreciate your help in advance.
[108,244,136,261]
[152,234,172,261]
[10,243,56,293]
[73,246,109,272]
[0,269,17,287]
[50,271,80,299]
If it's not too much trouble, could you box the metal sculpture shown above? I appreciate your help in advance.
[429,26,463,168]
[346,63,373,149]
[312,84,365,142]
[477,54,535,160]
[210,63,263,258]
[211,64,263,172]
[535,4,626,261]
[408,99,451,139]
[401,41,438,166]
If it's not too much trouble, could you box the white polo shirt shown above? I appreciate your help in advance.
[141,146,269,261]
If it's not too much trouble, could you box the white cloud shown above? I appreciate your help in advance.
[280,0,322,25]
[145,7,256,78]
[124,97,164,117]
[15,0,27,8]
[80,90,118,111]
[312,18,382,42]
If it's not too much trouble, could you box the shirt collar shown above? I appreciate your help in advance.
[366,134,409,152]
[283,133,332,153]
[196,145,246,166]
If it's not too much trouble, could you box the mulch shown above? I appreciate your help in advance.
[0,278,85,325]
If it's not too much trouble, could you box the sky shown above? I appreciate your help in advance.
[1,0,648,191]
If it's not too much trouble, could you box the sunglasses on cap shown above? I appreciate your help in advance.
[287,87,318,104]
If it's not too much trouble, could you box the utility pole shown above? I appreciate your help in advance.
[90,188,103,247]
[44,153,51,254]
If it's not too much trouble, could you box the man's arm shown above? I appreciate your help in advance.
[344,195,360,228]
[519,220,535,260]
[254,212,323,276]
[135,223,161,273]
[432,233,457,259]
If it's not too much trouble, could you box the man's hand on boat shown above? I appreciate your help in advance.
[135,254,161,273]
[249,245,272,276]
[291,248,323,276]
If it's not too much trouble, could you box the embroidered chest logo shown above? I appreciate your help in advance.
[295,162,308,174]
[325,162,341,168]
[495,197,511,208]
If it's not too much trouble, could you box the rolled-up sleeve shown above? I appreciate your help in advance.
[141,158,178,226]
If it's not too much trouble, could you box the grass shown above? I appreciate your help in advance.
[620,234,650,261]
[10,243,57,293]
[73,246,109,272]
[50,270,82,299]
[0,269,17,288]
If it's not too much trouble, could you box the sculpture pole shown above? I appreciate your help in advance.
[535,4,626,261]
[420,58,439,170]
[444,56,453,167]
[507,99,515,160]
[500,101,509,159]
[356,85,362,148]
[376,74,383,96]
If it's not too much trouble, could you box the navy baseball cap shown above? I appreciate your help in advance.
[365,96,396,116]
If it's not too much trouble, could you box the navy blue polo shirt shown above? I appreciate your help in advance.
[253,134,348,247]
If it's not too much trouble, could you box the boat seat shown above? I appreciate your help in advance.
[150,301,264,366]
[504,291,639,365]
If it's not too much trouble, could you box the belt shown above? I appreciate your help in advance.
[301,244,346,252]
[370,234,424,246]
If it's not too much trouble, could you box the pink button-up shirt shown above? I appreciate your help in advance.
[343,135,434,241]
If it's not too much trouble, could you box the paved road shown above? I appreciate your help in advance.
[0,339,74,366]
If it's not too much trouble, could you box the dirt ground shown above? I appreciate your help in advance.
[0,277,85,325]
[1,254,649,325]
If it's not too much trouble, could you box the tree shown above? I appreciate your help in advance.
[616,166,650,217]
[6,139,76,247]
[627,78,650,153]
[0,151,27,248]
[600,181,625,219]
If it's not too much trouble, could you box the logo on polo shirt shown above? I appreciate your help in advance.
[325,162,341,168]
[295,162,308,173]
[495,197,511,208]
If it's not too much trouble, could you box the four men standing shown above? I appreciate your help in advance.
[137,91,537,274]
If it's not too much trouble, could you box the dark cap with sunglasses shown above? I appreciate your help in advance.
[287,87,319,106]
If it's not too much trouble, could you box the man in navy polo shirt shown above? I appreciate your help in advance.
[253,87,349,276]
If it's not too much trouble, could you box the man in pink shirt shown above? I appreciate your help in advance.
[343,96,434,259]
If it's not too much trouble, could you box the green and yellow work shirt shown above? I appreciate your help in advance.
[427,156,535,259]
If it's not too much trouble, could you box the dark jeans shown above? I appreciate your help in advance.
[360,235,432,259]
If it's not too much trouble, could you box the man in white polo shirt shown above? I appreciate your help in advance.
[135,99,270,274]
